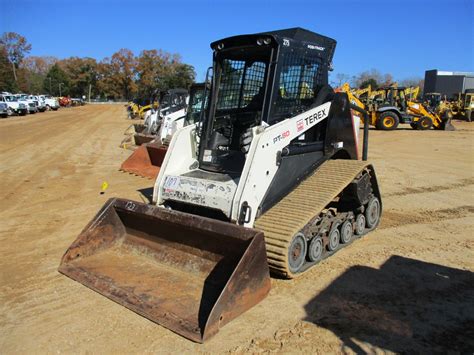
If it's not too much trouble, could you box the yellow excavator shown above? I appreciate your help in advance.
[404,86,420,101]
[126,100,140,119]
[352,85,371,104]
[127,98,159,120]
[368,88,386,105]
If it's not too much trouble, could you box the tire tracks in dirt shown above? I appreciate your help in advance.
[384,178,474,197]
[380,205,474,230]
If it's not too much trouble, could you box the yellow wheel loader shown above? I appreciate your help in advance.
[59,28,382,342]
[342,84,454,130]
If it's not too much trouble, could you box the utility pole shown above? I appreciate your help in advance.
[49,77,52,94]
[59,83,63,97]
[88,84,92,102]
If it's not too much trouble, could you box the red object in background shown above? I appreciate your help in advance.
[59,97,72,107]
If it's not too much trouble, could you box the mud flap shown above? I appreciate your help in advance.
[120,142,167,179]
[58,198,271,342]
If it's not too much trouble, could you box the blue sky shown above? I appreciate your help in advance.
[1,0,473,82]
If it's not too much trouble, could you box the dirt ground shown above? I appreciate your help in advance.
[1,105,473,354]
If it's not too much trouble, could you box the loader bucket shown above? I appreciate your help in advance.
[123,123,145,136]
[119,132,154,150]
[133,132,155,146]
[441,116,456,131]
[58,198,271,343]
[120,142,167,179]
[437,110,456,131]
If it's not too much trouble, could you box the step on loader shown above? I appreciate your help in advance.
[120,84,208,179]
[59,28,382,342]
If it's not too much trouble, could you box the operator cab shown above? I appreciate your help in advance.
[199,28,336,175]
[158,89,188,117]
[184,83,209,126]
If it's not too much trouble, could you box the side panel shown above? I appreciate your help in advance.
[231,102,332,226]
[158,108,186,144]
[259,93,358,216]
[153,124,198,204]
[259,151,325,214]
[324,93,358,159]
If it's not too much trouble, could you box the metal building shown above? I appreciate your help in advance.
[424,70,474,98]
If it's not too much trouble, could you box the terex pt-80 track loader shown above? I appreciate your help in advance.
[59,28,382,343]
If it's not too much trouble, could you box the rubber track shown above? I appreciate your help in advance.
[254,159,369,278]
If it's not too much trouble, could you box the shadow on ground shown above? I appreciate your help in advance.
[304,255,474,353]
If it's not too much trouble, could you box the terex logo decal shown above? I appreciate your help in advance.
[273,130,290,144]
[297,119,304,132]
[305,108,327,125]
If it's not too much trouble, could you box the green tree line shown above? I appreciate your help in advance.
[0,32,196,100]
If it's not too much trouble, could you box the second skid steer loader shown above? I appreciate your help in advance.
[121,89,189,149]
[120,83,209,179]
[59,28,382,343]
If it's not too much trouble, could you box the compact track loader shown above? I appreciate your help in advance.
[59,28,382,342]
[121,89,188,149]
[120,84,208,179]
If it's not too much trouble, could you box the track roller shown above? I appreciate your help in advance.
[327,222,340,251]
[365,196,381,228]
[308,236,323,262]
[355,214,366,235]
[287,233,307,273]
[340,220,353,243]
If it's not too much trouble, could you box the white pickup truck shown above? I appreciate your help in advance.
[0,94,28,116]
[16,94,38,114]
[29,95,46,112]
[39,95,60,110]
[0,102,8,118]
